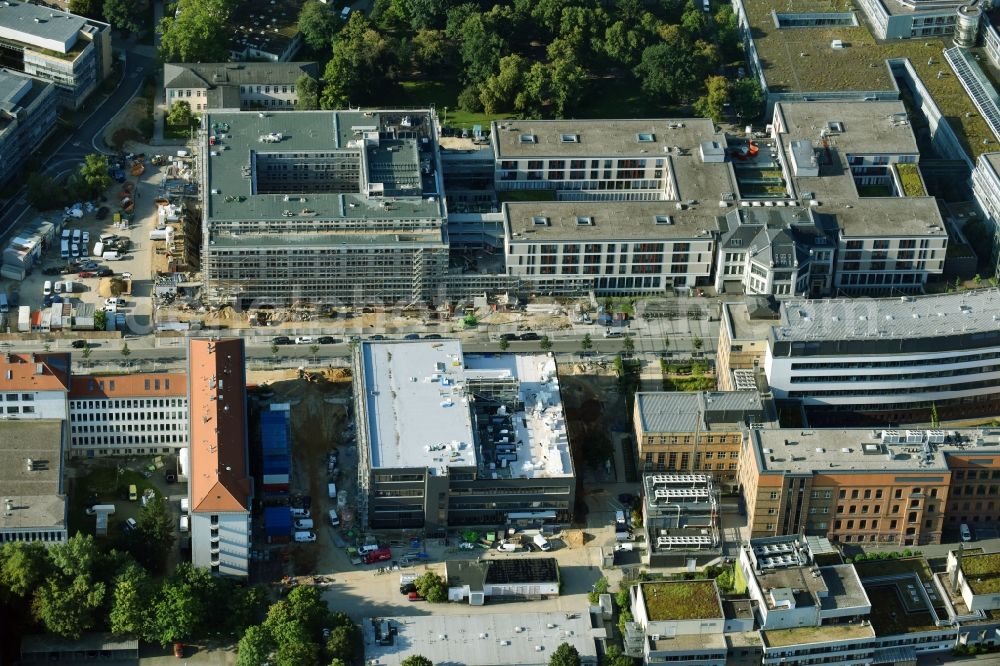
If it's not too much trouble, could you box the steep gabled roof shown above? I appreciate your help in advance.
[188,339,251,513]
[0,353,70,392]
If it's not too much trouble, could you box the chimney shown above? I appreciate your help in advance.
[951,543,964,593]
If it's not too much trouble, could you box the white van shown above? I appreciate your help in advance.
[291,508,311,518]
[341,6,351,19]
[327,482,337,499]
[328,508,340,527]
[179,515,189,532]
[42,280,52,296]
[294,518,314,529]
[180,497,189,512]
[533,533,552,551]
[294,531,317,542]
[961,523,973,542]
[60,240,69,259]
[497,540,521,552]
[92,241,104,257]
[102,251,122,261]
[85,504,116,515]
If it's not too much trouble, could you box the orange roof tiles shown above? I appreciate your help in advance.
[0,353,71,392]
[70,373,187,399]
[188,338,251,514]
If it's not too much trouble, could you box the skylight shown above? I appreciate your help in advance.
[532,216,549,226]
[576,216,594,226]
[654,215,673,225]
[637,133,656,143]
[560,134,579,143]
[519,134,537,144]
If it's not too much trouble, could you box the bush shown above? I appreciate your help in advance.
[587,577,609,604]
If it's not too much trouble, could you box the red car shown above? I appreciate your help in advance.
[407,591,425,601]
[78,271,95,278]
[363,547,392,564]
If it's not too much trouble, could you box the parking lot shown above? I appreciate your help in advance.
[1,154,181,338]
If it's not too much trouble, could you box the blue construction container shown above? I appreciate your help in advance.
[264,506,292,540]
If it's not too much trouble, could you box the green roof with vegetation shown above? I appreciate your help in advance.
[896,164,925,197]
[854,557,933,583]
[640,580,722,621]
[865,584,939,635]
[763,623,873,647]
[741,0,995,157]
[962,553,1000,595]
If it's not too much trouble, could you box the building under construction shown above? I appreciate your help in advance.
[200,110,448,307]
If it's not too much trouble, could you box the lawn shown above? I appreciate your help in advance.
[70,464,160,536]
[388,80,513,129]
[641,580,722,621]
[961,553,1000,594]
[164,121,198,140]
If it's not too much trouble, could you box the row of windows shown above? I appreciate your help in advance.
[72,411,185,422]
[0,531,65,543]
[71,398,184,408]
[72,422,184,433]
[2,405,35,414]
[787,375,1000,398]
[72,434,186,446]
[1,393,33,401]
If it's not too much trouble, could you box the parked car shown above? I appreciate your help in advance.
[42,280,52,296]
[407,591,425,601]
[81,231,90,245]
[369,334,386,341]
[295,336,314,345]
[603,329,624,338]
[363,548,392,564]
[404,333,420,340]
[423,334,442,339]
[122,517,138,533]
[358,544,380,555]
[317,336,339,344]
[500,333,518,342]
[121,272,132,280]
[96,267,113,277]
[128,485,138,501]
[105,297,125,307]
[519,332,540,341]
[294,519,314,530]
[78,271,95,278]
[71,340,87,349]
[272,336,292,345]
[294,531,317,543]
[961,523,973,542]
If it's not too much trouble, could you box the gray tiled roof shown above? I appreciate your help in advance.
[164,62,318,90]
[636,391,765,433]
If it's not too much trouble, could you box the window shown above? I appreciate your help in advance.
[769,492,778,500]
[560,134,579,143]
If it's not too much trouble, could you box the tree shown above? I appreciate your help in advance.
[167,100,193,128]
[540,334,553,351]
[321,13,395,109]
[547,55,587,117]
[159,0,235,63]
[236,625,274,666]
[634,28,701,101]
[271,343,280,359]
[730,77,764,122]
[79,154,112,199]
[587,576,609,603]
[145,564,214,646]
[69,0,103,19]
[694,75,729,123]
[404,0,453,30]
[103,0,143,33]
[549,642,582,666]
[81,344,93,365]
[33,573,107,638]
[931,402,940,427]
[581,333,593,351]
[26,172,65,210]
[401,657,434,666]
[414,571,447,603]
[458,13,506,85]
[479,54,526,114]
[299,1,340,51]
[604,644,636,666]
[295,74,320,110]
[94,310,107,331]
[692,336,703,350]
[109,563,152,635]
[622,333,635,355]
[411,28,452,71]
[0,541,49,599]
[309,345,320,363]
[325,625,356,663]
[499,336,510,351]
[120,342,131,362]
[135,495,176,573]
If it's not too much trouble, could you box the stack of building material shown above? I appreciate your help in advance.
[261,404,291,493]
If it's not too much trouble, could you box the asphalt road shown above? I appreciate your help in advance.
[0,40,155,242]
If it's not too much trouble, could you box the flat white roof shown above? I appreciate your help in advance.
[363,612,601,666]
[465,353,573,478]
[361,340,475,472]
